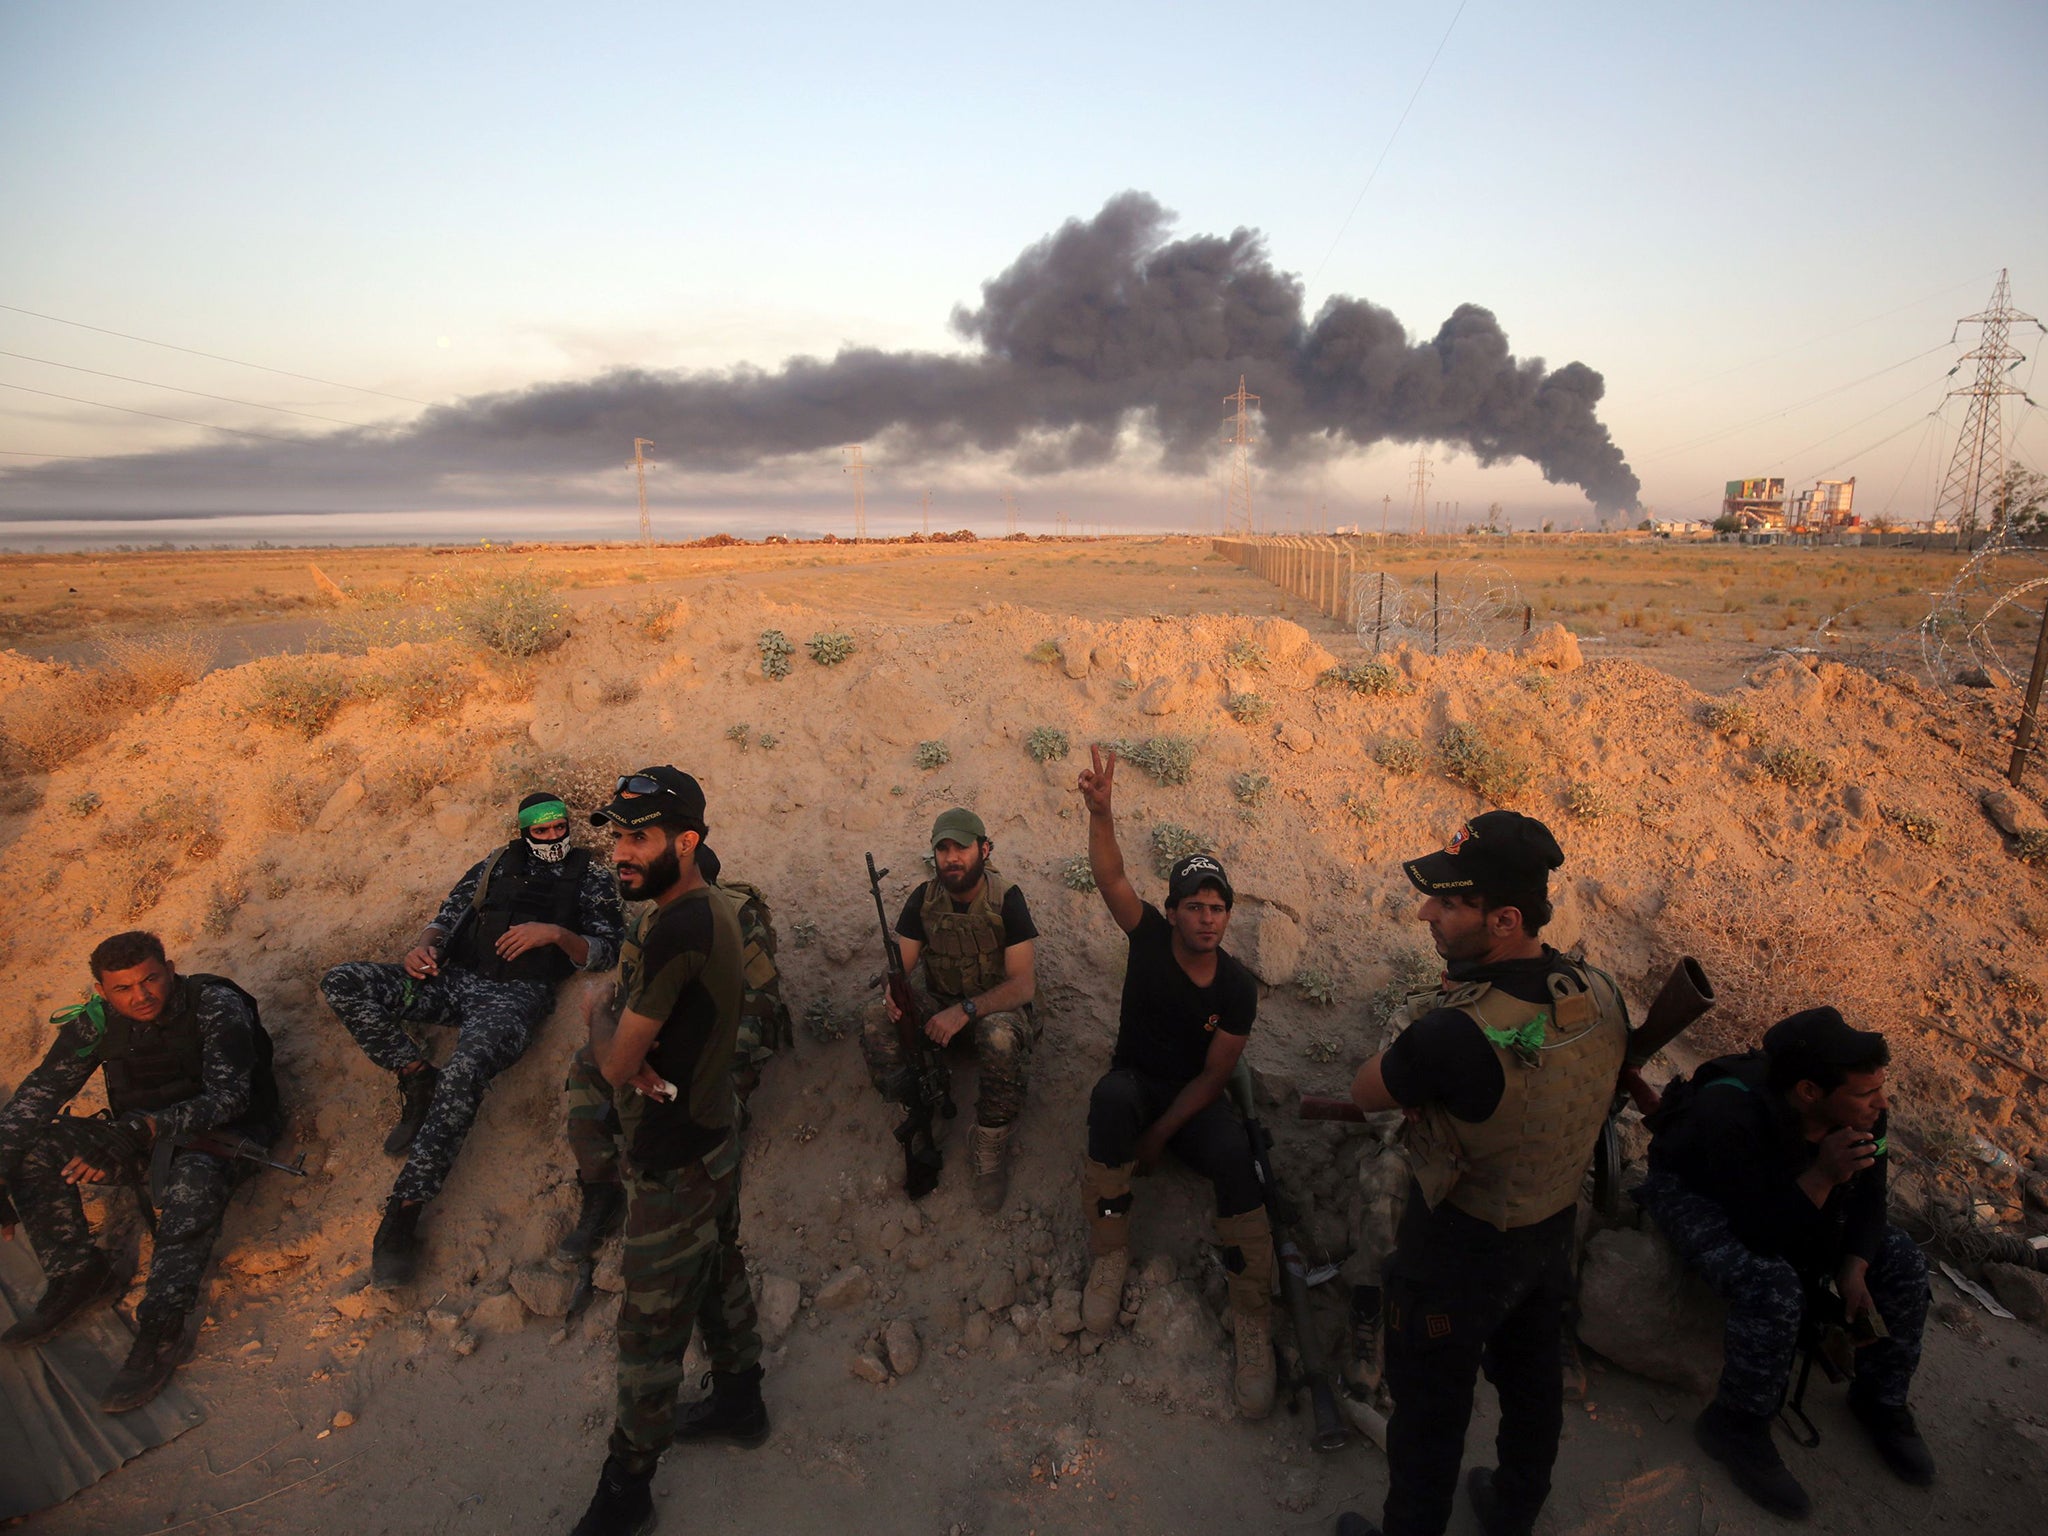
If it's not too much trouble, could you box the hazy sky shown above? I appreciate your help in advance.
[2,1,2044,542]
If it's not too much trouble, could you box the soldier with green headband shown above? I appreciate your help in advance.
[321,790,623,1286]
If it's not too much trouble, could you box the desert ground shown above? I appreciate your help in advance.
[1,533,2045,1535]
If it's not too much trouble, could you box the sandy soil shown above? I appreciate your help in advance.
[2,538,2046,1535]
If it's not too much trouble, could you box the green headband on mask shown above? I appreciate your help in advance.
[519,799,570,830]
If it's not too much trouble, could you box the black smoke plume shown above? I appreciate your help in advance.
[0,192,1639,517]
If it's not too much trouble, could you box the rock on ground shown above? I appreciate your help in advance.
[469,1290,530,1337]
[816,1266,872,1312]
[884,1317,922,1376]
[509,1262,578,1318]
[1134,1280,1223,1360]
[1509,622,1582,672]
[1986,1262,2048,1324]
[1576,1227,1723,1396]
[758,1273,802,1347]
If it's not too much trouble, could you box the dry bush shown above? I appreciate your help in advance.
[244,657,355,738]
[1233,771,1272,807]
[1226,692,1273,725]
[1701,699,1758,737]
[359,650,476,725]
[1437,721,1533,804]
[635,599,682,641]
[1320,660,1407,696]
[371,748,446,811]
[1759,743,1829,789]
[264,769,328,831]
[0,631,212,774]
[203,877,249,936]
[597,677,641,706]
[2017,829,2048,867]
[98,630,213,705]
[1564,781,1609,821]
[1374,737,1426,775]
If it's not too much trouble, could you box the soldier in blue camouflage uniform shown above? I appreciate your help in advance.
[1636,1007,1933,1520]
[0,931,280,1411]
[321,792,622,1286]
[566,768,764,1536]
[557,842,789,1262]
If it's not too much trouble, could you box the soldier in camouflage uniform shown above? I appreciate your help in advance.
[1637,1007,1933,1520]
[558,843,790,1262]
[0,931,280,1411]
[860,807,1039,1212]
[320,791,623,1287]
[567,767,764,1536]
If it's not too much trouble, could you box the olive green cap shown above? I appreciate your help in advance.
[930,807,987,850]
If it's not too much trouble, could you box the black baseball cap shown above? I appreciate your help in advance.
[1403,810,1564,898]
[1763,1007,1889,1070]
[1166,853,1234,909]
[591,765,707,831]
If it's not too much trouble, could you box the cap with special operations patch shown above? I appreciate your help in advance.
[930,807,988,850]
[590,765,707,830]
[1166,852,1234,909]
[1762,1006,1889,1068]
[1402,809,1564,897]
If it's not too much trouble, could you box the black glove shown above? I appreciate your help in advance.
[115,1111,157,1153]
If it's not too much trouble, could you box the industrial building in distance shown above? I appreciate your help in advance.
[1718,475,1856,535]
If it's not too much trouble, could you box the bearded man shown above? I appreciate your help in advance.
[859,807,1039,1212]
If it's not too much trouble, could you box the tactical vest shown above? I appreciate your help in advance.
[719,879,792,1058]
[1400,958,1628,1231]
[447,841,592,986]
[917,872,1013,1000]
[102,973,282,1137]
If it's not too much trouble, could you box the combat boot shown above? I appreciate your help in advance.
[1465,1467,1537,1536]
[1080,1159,1134,1334]
[1,1248,118,1345]
[1848,1389,1936,1485]
[567,1454,655,1536]
[969,1124,1013,1214]
[372,1197,423,1288]
[99,1309,191,1413]
[1342,1283,1383,1398]
[383,1063,439,1156]
[675,1364,770,1448]
[557,1180,626,1262]
[1694,1401,1810,1519]
[1215,1207,1277,1420]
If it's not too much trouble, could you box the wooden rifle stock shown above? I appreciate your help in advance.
[1624,956,1714,1069]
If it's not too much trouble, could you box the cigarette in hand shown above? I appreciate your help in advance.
[638,1075,678,1102]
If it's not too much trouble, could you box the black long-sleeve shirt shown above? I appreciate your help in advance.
[1647,1055,1887,1273]
[0,979,259,1183]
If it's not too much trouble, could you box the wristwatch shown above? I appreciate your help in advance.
[962,999,980,1020]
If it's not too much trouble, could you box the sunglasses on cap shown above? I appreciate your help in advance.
[615,775,670,796]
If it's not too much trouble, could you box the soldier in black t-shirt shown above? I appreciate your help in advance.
[1073,746,1274,1420]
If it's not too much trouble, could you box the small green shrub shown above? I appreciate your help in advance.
[1320,660,1405,696]
[1296,968,1338,1007]
[68,791,103,817]
[1760,743,1829,789]
[1027,639,1061,664]
[1226,692,1273,725]
[807,631,856,666]
[803,996,849,1042]
[2017,829,2048,866]
[791,919,818,949]
[915,739,951,770]
[1225,637,1268,671]
[1518,672,1554,701]
[1374,738,1426,776]
[726,723,752,750]
[1060,854,1097,892]
[1233,771,1272,807]
[634,598,681,640]
[759,629,794,680]
[1370,945,1442,1028]
[1565,782,1608,821]
[1438,723,1533,804]
[1883,806,1942,847]
[1150,822,1208,876]
[245,658,353,738]
[1112,735,1198,786]
[1703,699,1759,736]
[446,566,567,657]
[757,731,780,751]
[1304,1035,1343,1064]
[1025,726,1070,763]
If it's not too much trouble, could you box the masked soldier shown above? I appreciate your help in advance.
[558,843,790,1269]
[860,807,1039,1212]
[1337,811,1626,1536]
[321,790,623,1286]
[566,767,764,1536]
[0,931,280,1411]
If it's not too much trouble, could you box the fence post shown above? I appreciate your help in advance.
[2009,598,2048,786]
[1432,569,1440,655]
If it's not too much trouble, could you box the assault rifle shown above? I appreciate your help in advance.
[148,1129,307,1204]
[866,852,955,1200]
[1229,1064,1350,1454]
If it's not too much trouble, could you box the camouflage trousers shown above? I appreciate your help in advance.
[1340,1129,1413,1289]
[9,1116,242,1329]
[610,1131,762,1472]
[321,961,553,1205]
[859,985,1036,1129]
[1637,1169,1928,1415]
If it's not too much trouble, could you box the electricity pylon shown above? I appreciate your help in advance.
[632,438,654,546]
[1223,376,1258,535]
[1408,449,1432,536]
[1932,269,2040,542]
[844,445,867,539]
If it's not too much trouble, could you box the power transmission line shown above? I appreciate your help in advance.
[0,302,432,405]
[0,381,303,443]
[0,348,378,427]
